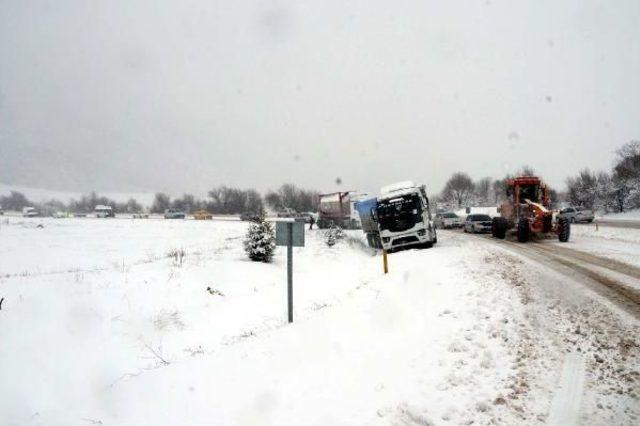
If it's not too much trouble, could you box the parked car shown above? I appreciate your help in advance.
[557,206,594,223]
[22,207,39,217]
[193,210,213,220]
[164,209,186,219]
[132,212,149,219]
[463,214,493,233]
[434,212,462,229]
[94,205,115,218]
[240,212,261,222]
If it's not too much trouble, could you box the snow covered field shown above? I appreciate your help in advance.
[1,217,639,425]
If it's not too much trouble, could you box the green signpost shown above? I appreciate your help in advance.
[276,220,305,323]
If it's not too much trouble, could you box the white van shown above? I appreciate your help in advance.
[22,207,39,217]
[94,205,114,218]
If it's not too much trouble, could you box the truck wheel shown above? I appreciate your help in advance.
[558,217,571,242]
[492,218,506,239]
[517,218,530,243]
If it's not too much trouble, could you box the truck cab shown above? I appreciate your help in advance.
[357,181,437,251]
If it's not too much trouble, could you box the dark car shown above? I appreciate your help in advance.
[464,214,493,233]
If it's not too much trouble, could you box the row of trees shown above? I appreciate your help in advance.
[0,190,145,216]
[150,187,264,215]
[1,184,320,216]
[150,184,320,215]
[565,142,640,212]
[438,166,559,209]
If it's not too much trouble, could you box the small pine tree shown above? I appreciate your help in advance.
[324,224,345,247]
[243,217,276,262]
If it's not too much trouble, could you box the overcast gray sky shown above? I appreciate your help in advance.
[1,0,639,196]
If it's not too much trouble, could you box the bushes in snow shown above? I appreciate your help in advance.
[324,224,345,247]
[243,217,276,262]
[167,248,186,267]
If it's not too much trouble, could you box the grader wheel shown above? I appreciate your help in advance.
[558,217,571,242]
[492,217,507,239]
[517,218,530,243]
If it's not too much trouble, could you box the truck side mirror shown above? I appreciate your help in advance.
[370,208,378,221]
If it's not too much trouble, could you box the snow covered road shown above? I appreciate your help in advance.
[1,218,638,424]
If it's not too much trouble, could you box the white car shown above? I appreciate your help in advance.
[463,214,493,233]
[558,206,594,223]
[435,212,462,229]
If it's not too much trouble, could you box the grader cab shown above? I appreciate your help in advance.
[492,176,570,243]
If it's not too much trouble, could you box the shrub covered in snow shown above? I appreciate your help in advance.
[167,247,186,267]
[243,217,276,262]
[324,224,345,247]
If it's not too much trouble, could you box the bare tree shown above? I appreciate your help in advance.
[0,191,31,211]
[171,194,200,213]
[566,169,598,209]
[474,177,492,206]
[122,198,143,213]
[151,193,171,214]
[265,191,282,211]
[266,184,319,213]
[613,141,640,210]
[244,189,264,215]
[517,165,536,176]
[441,172,475,208]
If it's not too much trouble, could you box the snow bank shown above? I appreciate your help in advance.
[599,208,640,221]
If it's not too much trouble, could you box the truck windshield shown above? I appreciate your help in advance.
[377,194,422,232]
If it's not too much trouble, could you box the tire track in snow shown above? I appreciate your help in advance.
[445,230,640,423]
[461,232,640,318]
[547,351,586,426]
[531,242,640,281]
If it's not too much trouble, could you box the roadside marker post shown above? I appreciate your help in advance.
[276,220,305,323]
[383,249,389,274]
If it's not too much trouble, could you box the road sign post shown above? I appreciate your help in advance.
[276,220,305,323]
[287,222,293,323]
